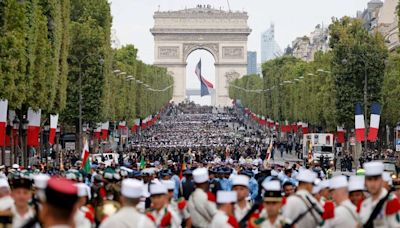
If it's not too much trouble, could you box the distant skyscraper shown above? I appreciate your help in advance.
[261,23,282,63]
[247,51,257,75]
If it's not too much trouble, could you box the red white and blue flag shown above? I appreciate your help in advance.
[195,59,214,97]
[49,114,58,145]
[337,125,345,144]
[367,102,381,142]
[27,108,41,147]
[355,103,365,142]
[0,100,8,147]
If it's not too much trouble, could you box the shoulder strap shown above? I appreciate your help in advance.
[290,194,321,226]
[339,204,358,222]
[363,191,391,228]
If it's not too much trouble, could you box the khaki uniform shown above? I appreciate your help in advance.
[282,189,323,228]
[322,199,359,228]
[259,215,290,228]
[168,199,190,223]
[359,188,400,228]
[11,204,35,228]
[99,206,155,228]
[75,206,94,228]
[234,201,251,221]
[147,206,181,228]
[187,188,217,228]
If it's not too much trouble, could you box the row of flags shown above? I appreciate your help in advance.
[354,102,381,142]
[0,100,59,147]
[240,101,382,144]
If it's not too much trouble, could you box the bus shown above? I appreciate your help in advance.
[303,133,335,165]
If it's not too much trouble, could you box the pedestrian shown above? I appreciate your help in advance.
[187,168,217,228]
[322,175,359,228]
[39,177,79,228]
[210,191,239,228]
[232,175,251,221]
[100,179,155,228]
[359,161,400,227]
[282,169,323,227]
[10,174,35,228]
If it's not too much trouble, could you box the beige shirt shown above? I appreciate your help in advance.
[322,199,359,228]
[11,204,35,228]
[148,206,181,228]
[99,206,155,228]
[260,215,290,228]
[282,189,323,228]
[188,188,218,228]
[234,201,251,221]
[210,211,233,228]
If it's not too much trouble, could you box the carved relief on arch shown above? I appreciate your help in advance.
[225,70,240,85]
[183,43,219,62]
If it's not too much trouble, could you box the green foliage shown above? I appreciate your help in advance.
[381,52,400,126]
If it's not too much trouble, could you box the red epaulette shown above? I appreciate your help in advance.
[356,199,363,213]
[146,212,156,223]
[385,197,400,215]
[207,192,216,202]
[84,205,95,223]
[99,187,107,199]
[282,196,287,205]
[322,201,335,220]
[227,215,239,228]
[177,198,187,210]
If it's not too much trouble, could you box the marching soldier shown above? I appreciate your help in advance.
[282,169,324,227]
[322,175,359,228]
[359,161,400,227]
[0,178,13,211]
[39,177,80,228]
[348,175,365,207]
[232,175,251,221]
[75,183,95,228]
[210,191,239,228]
[187,167,218,228]
[162,180,192,227]
[10,174,35,228]
[254,180,290,228]
[99,179,155,228]
[146,183,181,228]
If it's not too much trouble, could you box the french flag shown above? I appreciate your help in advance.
[302,122,309,134]
[27,108,41,147]
[117,121,126,129]
[101,121,109,141]
[94,124,101,141]
[0,100,8,147]
[195,59,214,97]
[355,103,365,142]
[49,114,58,145]
[337,125,345,144]
[367,102,381,142]
[131,118,140,133]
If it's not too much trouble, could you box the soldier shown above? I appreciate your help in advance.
[232,175,251,221]
[240,169,258,201]
[210,191,239,228]
[322,175,359,228]
[383,171,394,191]
[209,168,221,195]
[282,169,323,227]
[146,183,181,228]
[99,179,155,228]
[10,174,35,228]
[282,181,295,197]
[162,180,192,227]
[74,183,95,228]
[359,161,400,227]
[180,169,194,200]
[348,175,365,207]
[39,177,80,228]
[187,167,217,228]
[255,180,290,228]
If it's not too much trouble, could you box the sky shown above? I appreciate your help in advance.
[109,0,370,104]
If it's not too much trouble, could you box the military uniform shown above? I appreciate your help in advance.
[322,199,359,228]
[100,206,155,228]
[146,206,181,228]
[234,201,251,221]
[210,211,238,228]
[169,198,190,224]
[359,188,400,228]
[258,215,290,228]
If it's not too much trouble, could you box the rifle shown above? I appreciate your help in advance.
[238,200,262,228]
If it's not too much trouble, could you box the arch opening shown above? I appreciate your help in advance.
[185,49,216,106]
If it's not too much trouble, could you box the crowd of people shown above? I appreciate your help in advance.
[0,102,399,228]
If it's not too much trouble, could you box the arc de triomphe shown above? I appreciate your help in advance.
[151,6,251,106]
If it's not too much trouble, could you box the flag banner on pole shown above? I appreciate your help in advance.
[94,124,101,140]
[302,122,309,134]
[337,125,345,144]
[140,155,145,170]
[355,103,365,142]
[27,108,41,147]
[81,139,90,173]
[0,100,8,147]
[179,161,186,180]
[195,59,214,97]
[49,114,58,145]
[101,121,109,141]
[368,102,381,142]
[117,121,126,129]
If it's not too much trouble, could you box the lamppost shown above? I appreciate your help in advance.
[68,55,104,154]
[12,115,29,166]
